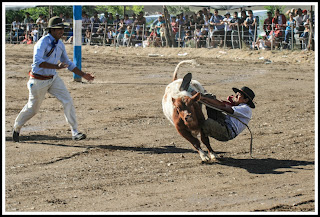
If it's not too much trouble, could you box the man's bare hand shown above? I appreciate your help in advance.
[57,62,68,69]
[83,72,95,81]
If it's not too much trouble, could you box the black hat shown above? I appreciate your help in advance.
[46,16,69,29]
[232,86,256,108]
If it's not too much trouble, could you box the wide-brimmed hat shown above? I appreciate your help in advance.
[46,16,70,29]
[225,11,231,16]
[232,86,256,108]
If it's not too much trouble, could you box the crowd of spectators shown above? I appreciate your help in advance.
[7,7,314,50]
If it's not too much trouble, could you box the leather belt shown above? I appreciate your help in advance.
[29,71,54,80]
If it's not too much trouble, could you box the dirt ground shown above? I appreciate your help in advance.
[3,44,317,213]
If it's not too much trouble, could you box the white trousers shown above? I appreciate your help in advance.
[14,74,78,132]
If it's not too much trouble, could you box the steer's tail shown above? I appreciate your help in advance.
[172,59,198,81]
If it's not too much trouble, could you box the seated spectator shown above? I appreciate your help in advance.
[31,26,39,43]
[255,31,274,50]
[106,27,115,45]
[194,26,206,48]
[147,27,161,47]
[123,25,136,46]
[184,30,195,47]
[12,24,25,42]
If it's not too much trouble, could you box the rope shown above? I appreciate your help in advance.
[199,100,254,158]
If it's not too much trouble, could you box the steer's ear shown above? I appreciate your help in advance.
[172,97,176,104]
[191,92,201,102]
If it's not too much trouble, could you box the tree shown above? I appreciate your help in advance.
[264,5,286,16]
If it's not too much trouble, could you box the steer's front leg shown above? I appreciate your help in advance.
[175,126,210,162]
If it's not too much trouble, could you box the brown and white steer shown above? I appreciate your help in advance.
[162,60,218,162]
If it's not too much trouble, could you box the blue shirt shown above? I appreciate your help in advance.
[31,33,76,76]
[210,15,224,30]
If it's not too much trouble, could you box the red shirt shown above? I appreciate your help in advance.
[263,17,272,32]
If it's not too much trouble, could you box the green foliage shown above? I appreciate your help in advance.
[5,5,144,23]
[167,6,190,16]
[264,5,286,16]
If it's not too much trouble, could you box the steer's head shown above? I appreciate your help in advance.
[172,92,201,127]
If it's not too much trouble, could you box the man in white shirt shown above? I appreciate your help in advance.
[180,73,255,141]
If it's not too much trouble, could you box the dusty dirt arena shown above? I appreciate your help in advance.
[4,44,317,213]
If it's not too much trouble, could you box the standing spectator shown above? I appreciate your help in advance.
[171,16,179,40]
[113,14,121,25]
[132,13,137,23]
[294,8,305,37]
[64,13,73,25]
[115,19,124,45]
[24,12,32,41]
[203,14,210,32]
[302,9,309,24]
[189,13,197,32]
[229,11,240,30]
[135,11,146,37]
[100,12,108,23]
[36,14,45,29]
[82,11,90,30]
[159,23,166,46]
[244,10,258,48]
[23,12,32,25]
[155,16,165,36]
[107,13,114,25]
[283,12,296,47]
[123,14,133,26]
[272,8,286,42]
[90,12,101,34]
[176,13,186,42]
[209,9,225,48]
[85,27,91,44]
[263,11,273,36]
[41,16,48,36]
[239,10,248,41]
[12,16,22,42]
[59,13,65,21]
[12,16,94,143]
[223,12,232,47]
[208,24,215,47]
[184,14,190,30]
